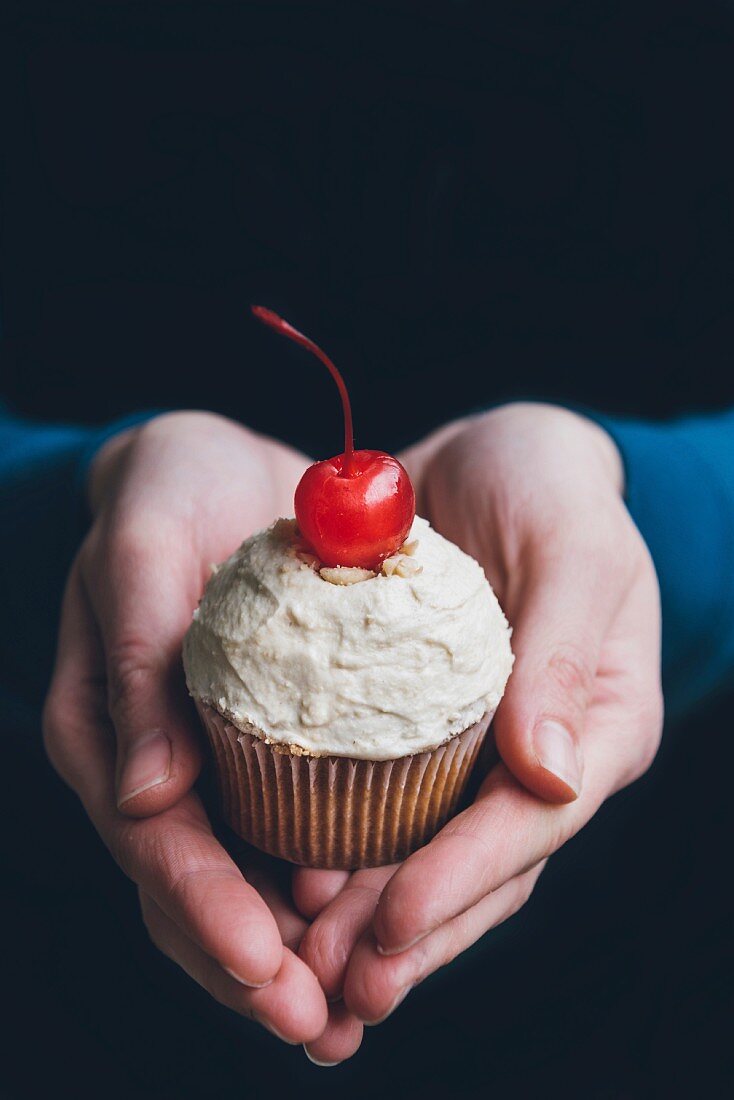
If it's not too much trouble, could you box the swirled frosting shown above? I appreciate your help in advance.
[183,516,513,760]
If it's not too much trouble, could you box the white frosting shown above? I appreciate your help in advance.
[183,516,513,760]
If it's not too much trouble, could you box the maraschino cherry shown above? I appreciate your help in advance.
[252,306,416,570]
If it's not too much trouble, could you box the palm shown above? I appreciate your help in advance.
[295,404,662,1058]
[45,413,333,1046]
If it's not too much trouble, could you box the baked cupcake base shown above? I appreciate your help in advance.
[196,701,492,869]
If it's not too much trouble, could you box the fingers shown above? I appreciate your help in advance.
[303,1002,364,1067]
[292,868,351,920]
[373,719,632,958]
[373,545,663,958]
[299,866,396,1000]
[44,571,284,988]
[493,527,630,803]
[140,893,328,1044]
[236,848,310,951]
[81,528,202,816]
[343,863,546,1024]
[116,797,288,988]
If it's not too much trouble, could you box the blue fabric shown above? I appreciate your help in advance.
[597,411,734,719]
[2,405,733,732]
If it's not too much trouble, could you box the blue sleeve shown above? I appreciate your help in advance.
[0,406,154,731]
[599,410,734,720]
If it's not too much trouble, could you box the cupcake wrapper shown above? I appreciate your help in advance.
[196,702,493,869]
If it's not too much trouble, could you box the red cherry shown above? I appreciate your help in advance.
[294,449,415,569]
[252,305,416,569]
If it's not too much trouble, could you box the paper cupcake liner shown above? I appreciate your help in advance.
[196,701,493,869]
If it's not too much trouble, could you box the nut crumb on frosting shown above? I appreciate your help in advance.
[295,549,322,569]
[313,538,422,584]
[381,555,400,576]
[319,565,376,585]
[381,553,423,578]
[289,529,422,584]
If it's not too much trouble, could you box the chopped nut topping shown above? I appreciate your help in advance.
[381,553,423,578]
[381,554,401,576]
[401,539,419,556]
[289,532,322,570]
[295,549,321,570]
[395,557,422,577]
[319,565,376,585]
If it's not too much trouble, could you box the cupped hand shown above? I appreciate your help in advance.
[296,403,663,1056]
[42,411,330,1044]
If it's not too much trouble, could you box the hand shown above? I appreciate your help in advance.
[296,403,663,1060]
[43,412,330,1044]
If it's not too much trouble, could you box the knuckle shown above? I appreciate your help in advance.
[546,643,595,704]
[572,524,617,567]
[98,516,177,594]
[356,963,395,1020]
[106,514,156,560]
[166,861,218,908]
[117,821,226,938]
[109,816,160,882]
[106,504,184,561]
[163,853,248,930]
[107,639,158,716]
[300,921,340,986]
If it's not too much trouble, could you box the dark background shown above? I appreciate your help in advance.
[2,1,734,450]
[1,2,733,1097]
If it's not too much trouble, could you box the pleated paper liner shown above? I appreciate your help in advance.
[196,701,493,869]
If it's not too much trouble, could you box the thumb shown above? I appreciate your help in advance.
[83,530,203,818]
[108,642,202,818]
[493,549,621,804]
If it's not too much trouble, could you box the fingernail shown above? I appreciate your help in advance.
[117,729,171,807]
[376,932,426,957]
[533,720,582,796]
[303,1045,339,1067]
[253,1016,298,1045]
[224,966,274,990]
[364,985,412,1026]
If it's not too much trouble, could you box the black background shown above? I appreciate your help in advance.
[2,1,734,452]
[1,2,733,1097]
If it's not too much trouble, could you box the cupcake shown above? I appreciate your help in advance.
[183,515,513,869]
[183,306,513,869]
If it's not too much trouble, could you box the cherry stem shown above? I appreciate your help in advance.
[251,305,355,476]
